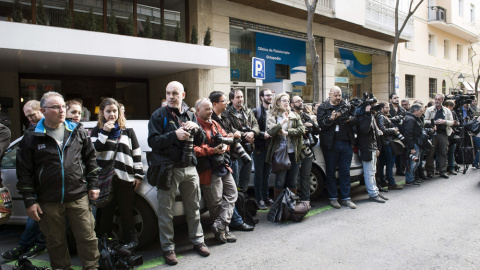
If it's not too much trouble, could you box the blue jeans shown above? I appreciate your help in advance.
[322,140,353,201]
[253,150,271,201]
[473,137,480,166]
[406,144,422,183]
[229,208,243,227]
[447,142,457,170]
[299,154,314,201]
[18,217,46,248]
[362,151,379,198]
[275,152,301,189]
[378,145,396,186]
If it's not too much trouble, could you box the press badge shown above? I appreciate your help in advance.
[335,125,339,132]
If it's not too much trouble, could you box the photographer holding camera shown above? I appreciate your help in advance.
[403,104,425,186]
[194,98,238,244]
[317,86,357,209]
[389,93,406,176]
[224,89,260,191]
[375,102,404,190]
[147,81,209,265]
[424,93,454,179]
[445,100,460,174]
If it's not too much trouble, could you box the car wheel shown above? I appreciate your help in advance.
[309,166,325,200]
[113,195,158,249]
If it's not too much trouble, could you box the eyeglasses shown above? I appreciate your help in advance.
[280,100,290,103]
[264,94,273,97]
[43,105,66,111]
[293,100,303,104]
[218,99,227,103]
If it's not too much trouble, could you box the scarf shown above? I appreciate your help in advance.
[103,123,122,140]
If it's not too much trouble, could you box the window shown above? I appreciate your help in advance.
[468,48,474,65]
[275,64,290,79]
[405,41,414,50]
[405,75,414,98]
[442,80,446,95]
[471,4,475,23]
[2,144,18,169]
[429,34,436,55]
[459,0,464,17]
[444,40,450,59]
[429,78,437,99]
[457,44,463,62]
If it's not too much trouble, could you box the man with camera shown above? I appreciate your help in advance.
[209,91,254,232]
[424,93,454,179]
[224,89,260,191]
[291,95,321,203]
[147,81,209,265]
[317,86,357,209]
[375,102,404,190]
[445,100,460,175]
[194,98,238,244]
[251,89,273,210]
[403,104,425,186]
[389,93,406,176]
[357,100,388,203]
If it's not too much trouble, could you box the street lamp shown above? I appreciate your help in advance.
[457,73,465,94]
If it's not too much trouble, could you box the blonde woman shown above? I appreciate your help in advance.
[266,93,305,200]
[90,98,144,251]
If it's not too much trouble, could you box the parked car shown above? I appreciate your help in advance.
[1,120,363,248]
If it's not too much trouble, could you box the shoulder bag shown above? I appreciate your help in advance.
[92,133,122,208]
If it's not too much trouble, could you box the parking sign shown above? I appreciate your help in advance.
[252,57,265,80]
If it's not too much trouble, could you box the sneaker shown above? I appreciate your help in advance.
[257,200,267,210]
[388,184,404,190]
[369,195,385,203]
[163,250,178,265]
[193,243,210,257]
[23,245,46,259]
[224,230,237,243]
[1,245,29,261]
[211,225,227,244]
[329,199,341,209]
[340,199,357,209]
[440,174,449,179]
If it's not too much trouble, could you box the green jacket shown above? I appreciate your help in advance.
[266,111,305,163]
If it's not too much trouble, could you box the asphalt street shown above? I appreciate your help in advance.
[1,169,480,269]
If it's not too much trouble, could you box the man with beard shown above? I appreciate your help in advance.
[291,95,321,204]
[317,86,357,209]
[209,91,254,232]
[401,99,410,111]
[251,89,273,209]
[389,93,406,176]
[224,89,259,191]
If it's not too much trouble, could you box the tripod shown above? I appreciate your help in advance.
[454,106,473,174]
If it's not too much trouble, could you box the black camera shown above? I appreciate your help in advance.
[231,139,252,163]
[417,128,435,150]
[180,128,197,167]
[98,235,143,270]
[210,133,236,167]
[395,129,405,141]
[362,92,378,106]
[390,115,404,124]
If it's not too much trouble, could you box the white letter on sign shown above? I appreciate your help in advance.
[255,61,263,77]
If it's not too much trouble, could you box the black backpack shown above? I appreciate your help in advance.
[235,189,259,226]
[12,256,50,270]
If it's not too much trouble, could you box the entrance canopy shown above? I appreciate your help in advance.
[0,21,228,78]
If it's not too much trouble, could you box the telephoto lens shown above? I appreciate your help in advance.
[180,129,195,167]
[409,154,419,162]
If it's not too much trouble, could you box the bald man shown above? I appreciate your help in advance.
[147,81,209,265]
[317,86,357,209]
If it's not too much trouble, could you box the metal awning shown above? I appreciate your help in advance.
[463,82,479,92]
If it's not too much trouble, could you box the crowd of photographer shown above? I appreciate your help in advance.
[4,80,480,268]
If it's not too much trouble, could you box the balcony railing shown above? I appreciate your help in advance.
[365,0,414,40]
[272,0,334,15]
[429,6,447,23]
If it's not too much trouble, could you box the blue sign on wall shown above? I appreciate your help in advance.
[252,57,265,79]
[255,33,306,85]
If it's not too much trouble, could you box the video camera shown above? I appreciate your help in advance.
[98,235,143,270]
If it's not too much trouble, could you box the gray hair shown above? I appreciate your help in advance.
[410,104,422,113]
[40,91,64,108]
[24,100,41,111]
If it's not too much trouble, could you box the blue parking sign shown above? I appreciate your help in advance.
[252,57,265,80]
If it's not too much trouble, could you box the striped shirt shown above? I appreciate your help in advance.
[90,126,144,182]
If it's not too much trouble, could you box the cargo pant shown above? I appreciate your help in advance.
[39,195,99,270]
[201,171,238,230]
[157,166,204,251]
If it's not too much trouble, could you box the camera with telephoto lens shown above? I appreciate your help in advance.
[417,128,435,150]
[210,133,236,167]
[395,129,405,141]
[180,128,197,167]
[409,154,419,162]
[390,115,404,124]
[361,93,378,107]
[230,138,252,163]
[239,126,254,153]
[335,101,356,125]
[98,234,143,270]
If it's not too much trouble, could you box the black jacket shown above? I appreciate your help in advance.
[317,99,356,150]
[251,105,270,151]
[389,104,405,117]
[16,119,99,208]
[403,112,423,151]
[375,112,397,146]
[147,104,206,166]
[356,111,379,161]
[224,104,260,150]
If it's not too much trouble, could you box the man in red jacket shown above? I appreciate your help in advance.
[194,98,238,244]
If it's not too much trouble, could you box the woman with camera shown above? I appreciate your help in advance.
[266,93,305,200]
[90,98,144,251]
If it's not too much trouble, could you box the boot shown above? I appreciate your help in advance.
[273,188,283,201]
[121,219,139,251]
